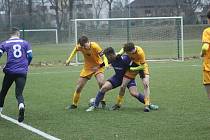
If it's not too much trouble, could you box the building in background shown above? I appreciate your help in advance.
[127,0,209,24]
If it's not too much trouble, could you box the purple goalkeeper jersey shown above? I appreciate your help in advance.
[0,37,32,74]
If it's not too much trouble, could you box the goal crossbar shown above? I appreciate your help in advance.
[20,29,58,44]
[72,16,183,21]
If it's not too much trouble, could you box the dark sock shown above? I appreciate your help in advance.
[134,93,145,104]
[94,91,105,107]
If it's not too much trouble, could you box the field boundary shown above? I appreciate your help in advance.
[0,113,61,140]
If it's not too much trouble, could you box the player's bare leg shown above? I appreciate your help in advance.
[95,73,105,88]
[142,75,150,112]
[66,77,88,110]
[204,84,210,99]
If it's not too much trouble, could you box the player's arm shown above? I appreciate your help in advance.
[27,50,33,65]
[116,48,124,55]
[99,50,109,68]
[130,65,144,71]
[95,55,109,70]
[66,47,77,65]
[130,50,146,71]
[0,43,5,58]
[129,62,145,79]
[130,63,145,71]
[115,48,124,60]
[102,55,109,67]
[0,49,3,58]
[200,43,209,57]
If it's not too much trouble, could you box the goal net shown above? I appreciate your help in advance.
[71,17,183,63]
[20,29,58,44]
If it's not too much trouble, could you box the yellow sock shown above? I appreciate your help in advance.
[116,95,124,106]
[144,97,150,106]
[72,92,80,106]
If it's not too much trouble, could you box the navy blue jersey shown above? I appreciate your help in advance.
[110,55,132,80]
[0,37,32,74]
[107,55,136,89]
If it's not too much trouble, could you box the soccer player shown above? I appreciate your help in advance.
[0,27,33,122]
[200,9,210,99]
[86,47,158,112]
[65,36,108,109]
[117,42,152,112]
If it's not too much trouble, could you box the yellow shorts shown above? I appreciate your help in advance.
[80,67,104,79]
[125,65,149,79]
[203,70,210,85]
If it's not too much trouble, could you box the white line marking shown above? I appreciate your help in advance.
[27,64,201,75]
[0,113,61,140]
[191,65,200,67]
[29,70,80,75]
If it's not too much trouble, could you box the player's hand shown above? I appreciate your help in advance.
[65,60,70,66]
[139,70,145,79]
[200,51,205,57]
[106,64,112,69]
[116,54,121,59]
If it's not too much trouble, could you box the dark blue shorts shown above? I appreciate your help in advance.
[107,75,136,89]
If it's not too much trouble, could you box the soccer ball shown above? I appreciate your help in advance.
[88,98,95,107]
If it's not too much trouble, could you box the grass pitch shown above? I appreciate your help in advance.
[0,42,210,140]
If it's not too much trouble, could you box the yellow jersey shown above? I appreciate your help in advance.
[202,27,210,71]
[127,45,146,65]
[76,42,103,69]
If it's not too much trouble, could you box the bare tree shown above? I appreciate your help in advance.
[91,0,105,29]
[5,0,26,28]
[34,0,49,26]
[48,0,66,31]
[40,0,47,25]
[105,0,113,40]
[28,0,32,27]
[0,0,8,28]
[48,0,74,42]
[105,0,113,18]
[49,0,60,31]
[0,0,7,14]
[68,0,74,20]
[112,0,125,18]
[174,0,204,24]
[6,0,11,28]
[92,0,106,19]
[74,0,93,19]
[28,0,32,16]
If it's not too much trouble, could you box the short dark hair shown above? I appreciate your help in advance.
[10,27,19,35]
[207,9,210,19]
[78,36,88,46]
[103,47,115,56]
[123,42,135,52]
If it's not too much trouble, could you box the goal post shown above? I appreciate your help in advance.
[20,29,58,44]
[71,17,184,63]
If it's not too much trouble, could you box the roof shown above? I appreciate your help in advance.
[129,0,177,7]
